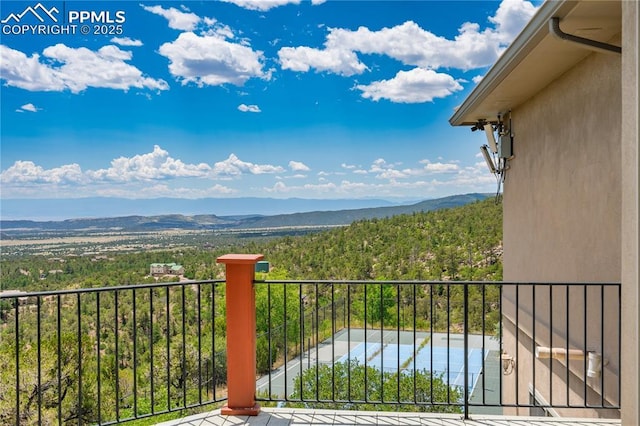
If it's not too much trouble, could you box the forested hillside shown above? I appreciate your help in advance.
[252,197,502,281]
[1,198,502,291]
[0,198,503,424]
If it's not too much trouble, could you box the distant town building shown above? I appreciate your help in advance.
[91,255,112,262]
[150,263,185,276]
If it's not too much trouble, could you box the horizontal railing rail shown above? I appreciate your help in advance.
[0,280,228,425]
[254,280,621,419]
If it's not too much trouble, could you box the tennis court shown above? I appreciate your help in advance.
[335,335,489,394]
[408,346,487,393]
[336,342,382,365]
[338,343,417,371]
[257,330,498,399]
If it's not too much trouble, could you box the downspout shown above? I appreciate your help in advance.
[549,17,621,54]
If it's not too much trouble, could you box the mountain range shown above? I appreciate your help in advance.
[0,193,490,232]
[0,196,402,221]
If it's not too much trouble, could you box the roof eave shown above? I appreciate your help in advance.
[449,0,579,127]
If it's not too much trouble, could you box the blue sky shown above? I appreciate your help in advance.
[0,0,539,204]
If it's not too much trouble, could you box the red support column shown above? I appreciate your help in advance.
[217,254,264,416]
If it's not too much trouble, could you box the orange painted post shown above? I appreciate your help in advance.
[217,254,264,416]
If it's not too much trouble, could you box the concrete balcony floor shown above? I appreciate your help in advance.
[159,408,621,426]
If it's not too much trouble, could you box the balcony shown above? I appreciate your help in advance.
[0,255,621,425]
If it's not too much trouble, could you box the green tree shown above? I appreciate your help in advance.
[287,360,462,413]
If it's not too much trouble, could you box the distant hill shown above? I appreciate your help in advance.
[261,195,503,281]
[0,197,398,221]
[239,193,490,228]
[0,193,490,232]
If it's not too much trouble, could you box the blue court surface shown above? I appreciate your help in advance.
[337,342,487,393]
[408,345,487,392]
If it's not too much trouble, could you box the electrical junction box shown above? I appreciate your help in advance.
[255,261,270,273]
[499,134,513,158]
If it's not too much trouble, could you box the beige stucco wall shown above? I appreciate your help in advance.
[503,49,621,284]
[501,43,622,418]
[501,283,620,418]
[621,1,639,424]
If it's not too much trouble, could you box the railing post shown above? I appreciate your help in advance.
[463,283,470,419]
[217,254,264,416]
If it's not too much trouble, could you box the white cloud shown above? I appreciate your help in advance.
[278,18,507,76]
[141,4,232,39]
[110,37,143,47]
[266,180,337,194]
[370,158,396,173]
[254,156,497,197]
[330,21,459,68]
[268,181,288,192]
[205,23,235,39]
[158,32,269,86]
[453,162,499,187]
[489,0,538,43]
[279,45,367,76]
[368,158,414,179]
[0,44,168,93]
[204,17,218,27]
[0,148,496,200]
[363,157,462,180]
[264,179,402,197]
[212,153,285,176]
[0,148,289,197]
[221,0,301,11]
[356,68,463,103]
[420,160,460,173]
[264,167,496,198]
[17,103,39,113]
[87,145,211,181]
[86,183,237,199]
[238,103,261,113]
[376,168,411,179]
[141,4,201,31]
[206,184,237,194]
[1,148,288,187]
[0,46,65,92]
[1,161,86,185]
[222,0,325,11]
[472,75,485,84]
[289,160,310,172]
[276,0,538,101]
[0,146,214,190]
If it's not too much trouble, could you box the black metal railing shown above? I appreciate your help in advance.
[254,281,621,419]
[1,280,621,424]
[0,280,227,425]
